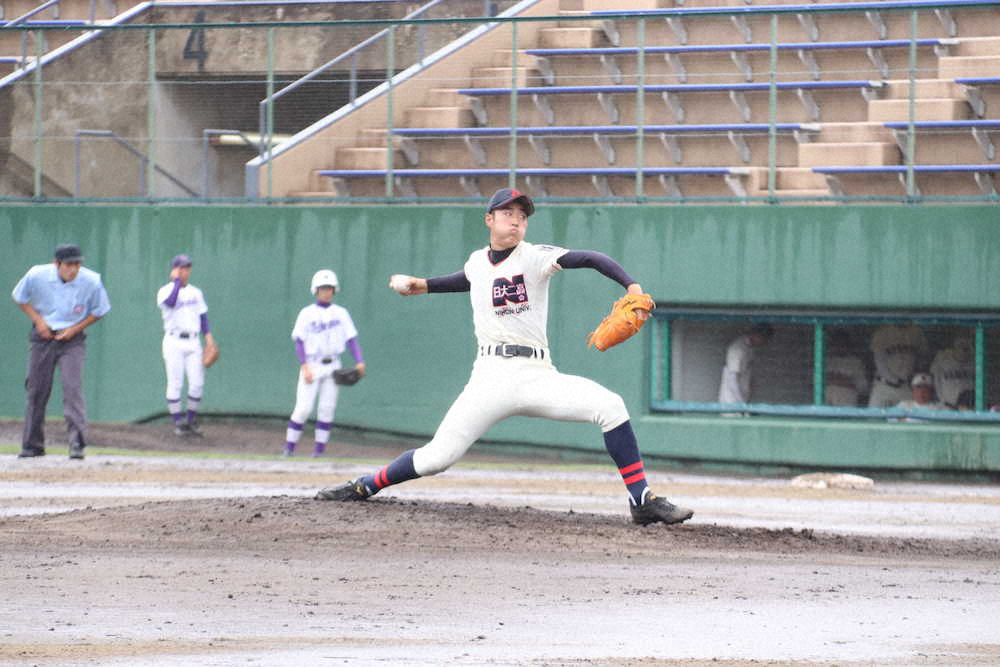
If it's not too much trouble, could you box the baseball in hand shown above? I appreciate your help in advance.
[389,274,412,294]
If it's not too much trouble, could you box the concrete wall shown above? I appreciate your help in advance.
[2,203,999,475]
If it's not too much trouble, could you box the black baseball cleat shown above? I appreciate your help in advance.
[315,478,372,501]
[630,493,694,526]
[186,422,204,438]
[68,444,85,460]
[17,447,46,458]
[174,424,191,437]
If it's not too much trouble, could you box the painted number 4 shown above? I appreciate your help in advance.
[183,10,208,73]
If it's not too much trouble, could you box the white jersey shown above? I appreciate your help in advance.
[930,348,974,407]
[870,325,928,385]
[157,282,208,334]
[464,241,567,349]
[825,354,868,407]
[291,303,358,364]
[718,335,753,404]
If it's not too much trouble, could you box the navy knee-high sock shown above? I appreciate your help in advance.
[360,449,420,495]
[603,421,650,505]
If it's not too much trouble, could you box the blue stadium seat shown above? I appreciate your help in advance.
[457,81,883,124]
[524,39,954,84]
[955,78,1000,117]
[883,120,1000,161]
[813,164,1000,197]
[318,166,756,199]
[390,123,820,165]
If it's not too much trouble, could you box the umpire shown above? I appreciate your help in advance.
[11,243,111,459]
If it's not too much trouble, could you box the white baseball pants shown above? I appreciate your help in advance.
[162,334,204,402]
[289,362,340,424]
[412,356,629,477]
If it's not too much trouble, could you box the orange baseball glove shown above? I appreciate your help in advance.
[202,339,220,368]
[587,293,655,351]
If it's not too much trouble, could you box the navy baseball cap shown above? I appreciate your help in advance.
[54,243,83,262]
[171,254,193,268]
[486,188,534,217]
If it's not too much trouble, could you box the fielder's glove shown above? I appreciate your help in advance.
[202,340,220,368]
[587,293,655,351]
[333,367,363,386]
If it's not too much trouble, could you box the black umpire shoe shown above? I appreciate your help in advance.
[315,478,372,501]
[68,443,85,460]
[630,493,694,526]
[17,447,46,458]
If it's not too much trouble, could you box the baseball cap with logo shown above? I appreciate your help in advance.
[486,188,534,217]
[54,243,84,262]
[171,254,193,268]
[911,373,934,388]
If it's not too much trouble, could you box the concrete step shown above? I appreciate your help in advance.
[868,98,971,122]
[954,36,1000,57]
[335,147,405,170]
[288,191,339,199]
[425,89,472,107]
[537,27,604,49]
[799,142,899,167]
[491,50,548,68]
[814,122,891,143]
[882,79,963,100]
[938,56,1000,80]
[581,0,669,10]
[404,106,476,128]
[774,168,827,190]
[469,67,545,88]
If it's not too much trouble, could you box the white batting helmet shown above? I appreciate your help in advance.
[310,269,339,295]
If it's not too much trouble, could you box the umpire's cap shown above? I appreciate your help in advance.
[487,188,534,217]
[171,254,193,268]
[54,243,83,263]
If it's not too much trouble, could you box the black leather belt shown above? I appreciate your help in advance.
[321,357,333,364]
[482,344,546,359]
[179,332,191,339]
[876,376,905,388]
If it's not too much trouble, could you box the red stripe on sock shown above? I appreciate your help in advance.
[375,468,389,489]
[619,461,644,476]
[623,471,646,485]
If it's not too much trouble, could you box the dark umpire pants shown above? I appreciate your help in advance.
[22,330,88,451]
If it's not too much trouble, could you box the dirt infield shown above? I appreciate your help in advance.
[2,420,1000,665]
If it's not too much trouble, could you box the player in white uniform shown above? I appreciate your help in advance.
[893,373,945,421]
[316,188,693,526]
[718,324,774,406]
[824,329,869,407]
[867,324,929,408]
[157,254,214,436]
[930,334,974,409]
[283,270,366,457]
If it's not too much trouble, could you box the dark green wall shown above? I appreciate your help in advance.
[3,204,998,473]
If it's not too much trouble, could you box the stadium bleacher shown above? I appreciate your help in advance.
[301,0,1000,202]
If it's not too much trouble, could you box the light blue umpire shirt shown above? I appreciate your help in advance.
[12,263,112,331]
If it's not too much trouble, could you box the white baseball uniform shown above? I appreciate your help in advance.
[868,325,929,408]
[411,241,629,477]
[825,353,868,407]
[287,302,358,427]
[157,281,208,409]
[930,347,974,408]
[718,334,753,404]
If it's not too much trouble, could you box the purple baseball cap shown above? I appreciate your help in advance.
[486,188,534,217]
[171,254,193,268]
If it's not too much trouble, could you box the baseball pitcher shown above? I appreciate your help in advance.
[315,188,692,527]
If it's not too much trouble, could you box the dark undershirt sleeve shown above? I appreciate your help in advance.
[556,250,635,289]
[426,270,471,293]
